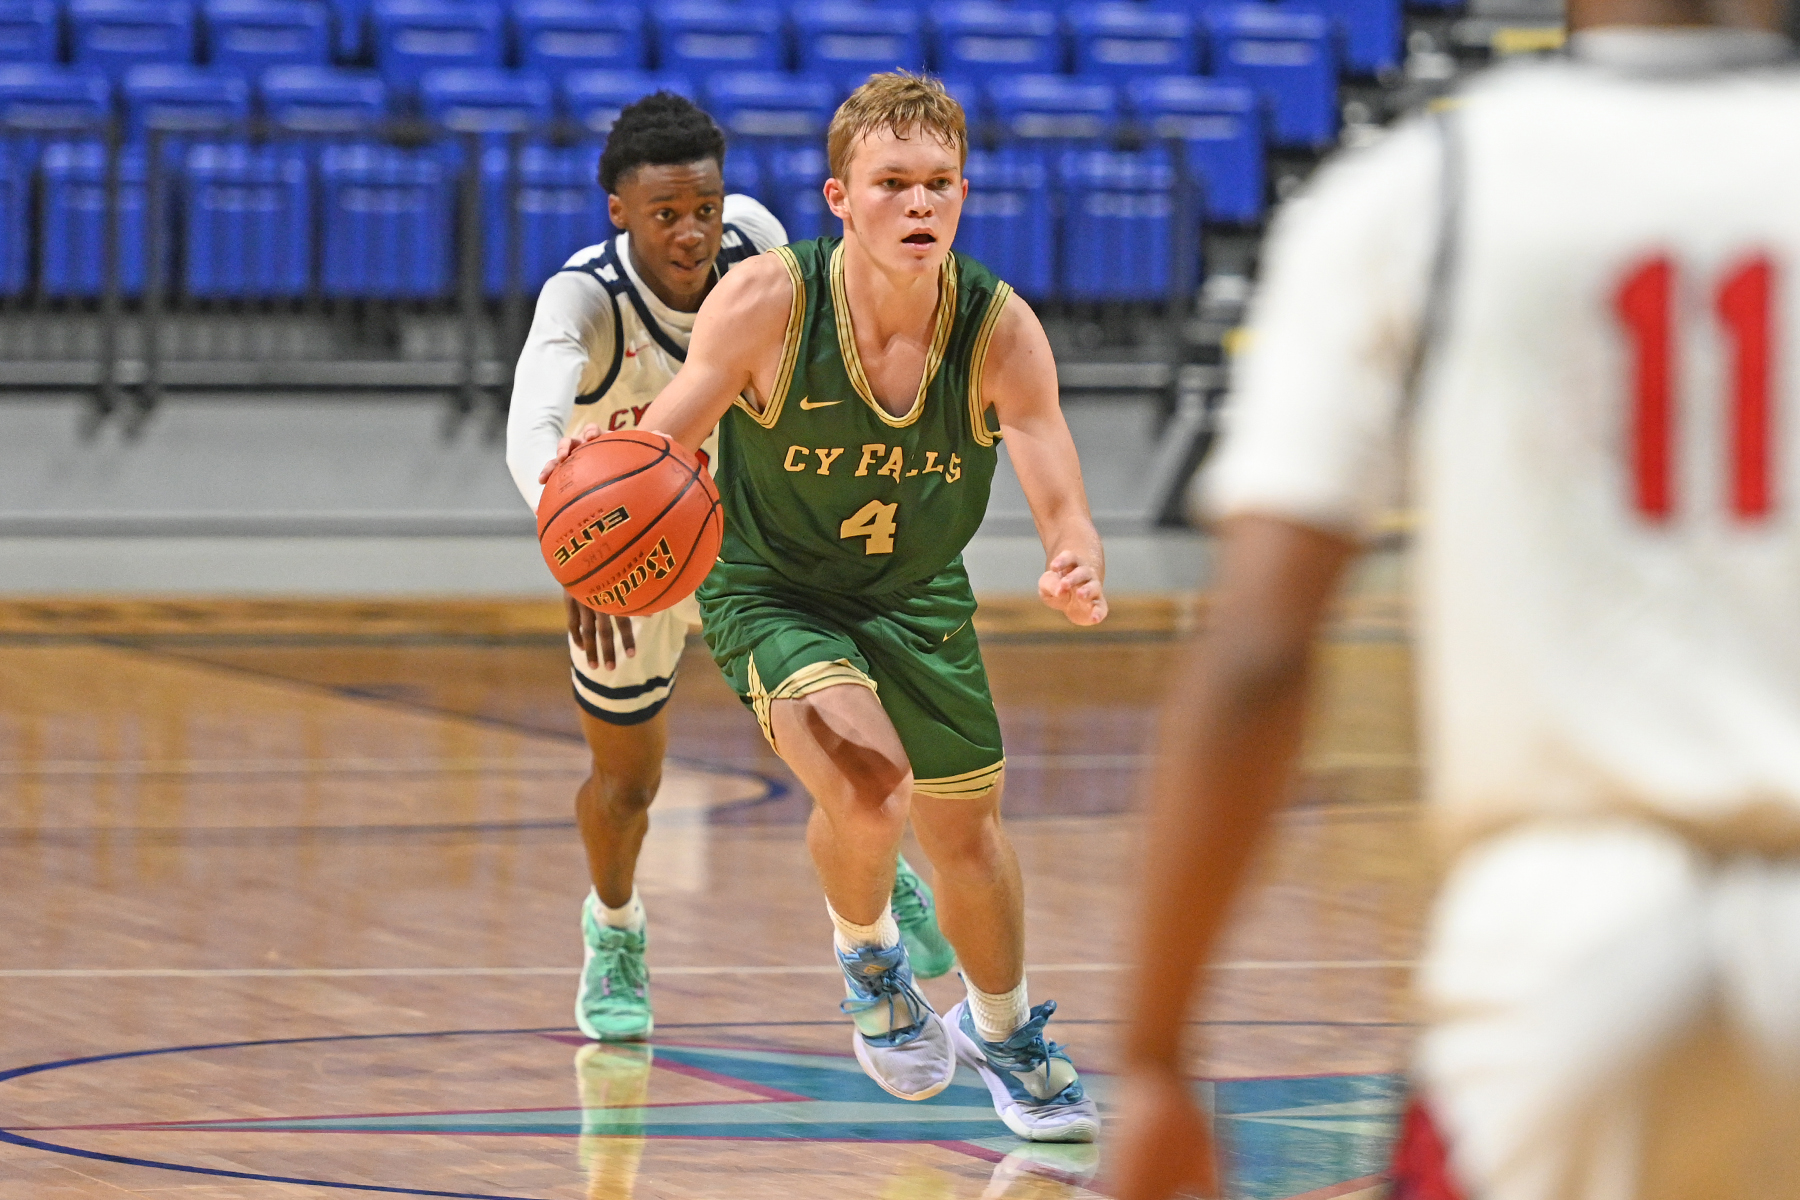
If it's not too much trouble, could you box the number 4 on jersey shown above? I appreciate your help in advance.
[840,500,898,554]
[1614,255,1776,522]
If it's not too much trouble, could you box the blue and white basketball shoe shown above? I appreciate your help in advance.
[838,943,956,1101]
[946,998,1101,1142]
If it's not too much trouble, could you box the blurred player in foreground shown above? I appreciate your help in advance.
[630,72,1108,1138]
[506,93,954,1047]
[1114,0,1800,1195]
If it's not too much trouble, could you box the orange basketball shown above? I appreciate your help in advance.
[536,429,723,617]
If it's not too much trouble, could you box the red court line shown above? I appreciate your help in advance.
[1285,1173,1388,1199]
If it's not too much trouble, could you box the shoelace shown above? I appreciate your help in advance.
[838,947,927,1036]
[592,933,648,999]
[890,871,934,927]
[989,1000,1064,1072]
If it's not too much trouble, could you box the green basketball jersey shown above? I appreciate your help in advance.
[708,237,1013,595]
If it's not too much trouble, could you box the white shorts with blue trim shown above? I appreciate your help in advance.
[569,594,699,726]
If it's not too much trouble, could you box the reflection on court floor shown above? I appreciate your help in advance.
[1,1025,1397,1199]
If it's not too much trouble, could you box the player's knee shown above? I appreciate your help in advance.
[580,768,659,818]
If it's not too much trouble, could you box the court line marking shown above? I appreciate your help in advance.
[0,961,1413,979]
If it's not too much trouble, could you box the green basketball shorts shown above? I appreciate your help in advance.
[697,557,1005,798]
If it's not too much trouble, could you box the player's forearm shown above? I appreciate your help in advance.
[638,378,731,454]
[506,345,585,510]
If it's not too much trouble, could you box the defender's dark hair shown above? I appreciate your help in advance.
[599,92,727,193]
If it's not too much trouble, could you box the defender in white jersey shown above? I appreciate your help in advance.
[506,93,955,1046]
[1115,0,1800,1197]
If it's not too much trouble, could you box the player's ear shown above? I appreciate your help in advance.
[823,177,851,222]
[607,191,627,231]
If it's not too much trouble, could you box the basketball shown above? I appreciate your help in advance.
[535,429,723,617]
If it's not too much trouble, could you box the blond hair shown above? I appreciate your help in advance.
[826,71,967,183]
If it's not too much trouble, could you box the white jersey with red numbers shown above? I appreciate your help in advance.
[1205,31,1800,853]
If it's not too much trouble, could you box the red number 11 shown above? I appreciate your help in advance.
[1614,255,1777,523]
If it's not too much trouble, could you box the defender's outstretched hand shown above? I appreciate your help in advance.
[1109,1068,1219,1200]
[539,425,604,484]
[1038,551,1108,626]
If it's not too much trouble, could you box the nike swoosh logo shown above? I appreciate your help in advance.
[798,398,843,410]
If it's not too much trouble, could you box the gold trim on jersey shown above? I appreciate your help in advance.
[965,282,1013,449]
[828,243,958,429]
[747,655,879,752]
[734,246,807,430]
[913,759,1005,799]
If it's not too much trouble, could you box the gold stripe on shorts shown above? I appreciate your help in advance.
[747,657,879,753]
[913,759,1006,799]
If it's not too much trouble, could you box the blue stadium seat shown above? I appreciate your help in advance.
[319,142,452,297]
[957,146,1049,296]
[706,71,833,138]
[0,146,22,291]
[1068,4,1194,82]
[987,74,1115,140]
[1128,74,1262,223]
[1300,0,1399,74]
[259,64,385,132]
[513,1,645,87]
[204,0,328,72]
[481,142,606,295]
[183,141,311,296]
[654,2,784,85]
[121,63,251,138]
[0,64,112,135]
[937,72,981,126]
[1203,5,1335,149]
[768,143,831,241]
[792,2,924,94]
[723,142,761,202]
[328,0,366,61]
[41,140,148,295]
[371,0,502,99]
[1058,146,1181,301]
[0,0,59,63]
[70,0,197,79]
[420,67,552,136]
[930,3,1060,78]
[561,68,693,133]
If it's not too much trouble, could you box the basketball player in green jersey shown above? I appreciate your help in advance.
[569,71,1109,1139]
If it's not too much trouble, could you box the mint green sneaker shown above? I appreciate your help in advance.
[576,893,652,1042]
[892,855,956,980]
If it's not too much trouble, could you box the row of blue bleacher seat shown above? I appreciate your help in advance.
[0,62,1273,215]
[2,0,1400,88]
[3,135,1192,300]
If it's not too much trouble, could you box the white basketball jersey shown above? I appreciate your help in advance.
[506,194,786,510]
[1205,31,1800,850]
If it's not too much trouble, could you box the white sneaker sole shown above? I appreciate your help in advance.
[851,1014,956,1102]
[946,1001,1102,1143]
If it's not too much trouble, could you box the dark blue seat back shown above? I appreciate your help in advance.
[654,2,785,86]
[1301,0,1399,74]
[791,2,924,94]
[930,2,1060,78]
[204,0,329,73]
[769,143,831,241]
[513,1,646,87]
[41,139,149,295]
[372,0,503,99]
[419,67,552,136]
[71,0,197,79]
[0,0,59,63]
[1128,73,1263,223]
[561,69,694,134]
[121,63,251,138]
[957,146,1049,296]
[706,70,833,139]
[1059,146,1178,301]
[259,64,386,133]
[1203,4,1335,149]
[482,141,606,295]
[319,141,452,297]
[1068,4,1194,82]
[987,73,1115,140]
[0,145,23,291]
[0,64,112,136]
[184,140,311,296]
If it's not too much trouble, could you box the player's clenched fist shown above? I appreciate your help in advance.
[1038,551,1109,626]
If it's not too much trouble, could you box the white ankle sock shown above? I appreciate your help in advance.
[597,888,646,933]
[827,901,900,956]
[967,977,1030,1043]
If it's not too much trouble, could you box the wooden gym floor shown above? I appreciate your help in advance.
[0,595,1428,1200]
